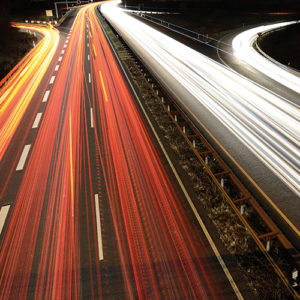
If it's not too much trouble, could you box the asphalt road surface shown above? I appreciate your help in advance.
[0,4,246,299]
[101,4,300,250]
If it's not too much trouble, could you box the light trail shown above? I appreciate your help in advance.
[0,23,60,162]
[0,3,239,299]
[88,5,225,298]
[232,21,300,93]
[101,2,300,197]
[0,9,89,299]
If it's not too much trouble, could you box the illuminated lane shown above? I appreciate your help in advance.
[232,21,300,94]
[0,10,86,299]
[0,3,240,299]
[0,23,59,162]
[101,3,300,240]
[87,5,235,299]
[0,23,60,203]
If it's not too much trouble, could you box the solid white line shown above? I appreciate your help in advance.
[58,56,62,62]
[107,35,244,299]
[42,90,50,103]
[16,144,31,171]
[94,194,104,260]
[55,64,59,71]
[32,112,42,128]
[88,73,91,83]
[49,76,55,84]
[90,107,94,128]
[0,205,10,234]
[88,54,90,61]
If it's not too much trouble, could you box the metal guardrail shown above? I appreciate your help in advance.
[128,11,233,55]
[100,14,300,296]
[127,53,300,298]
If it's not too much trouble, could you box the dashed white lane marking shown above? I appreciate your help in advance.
[42,90,50,103]
[64,44,67,48]
[94,194,104,260]
[88,54,90,61]
[49,76,55,84]
[58,56,62,62]
[16,144,31,171]
[90,107,94,128]
[55,65,59,71]
[0,205,10,234]
[88,73,91,83]
[32,112,42,128]
[87,43,89,48]
[61,50,65,54]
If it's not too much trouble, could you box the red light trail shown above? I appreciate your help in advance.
[88,5,221,299]
[0,3,234,299]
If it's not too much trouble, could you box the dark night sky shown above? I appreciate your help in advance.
[1,0,299,26]
[5,0,300,10]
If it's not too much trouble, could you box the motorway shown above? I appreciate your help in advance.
[218,23,300,104]
[101,2,300,249]
[0,3,244,299]
[232,21,299,94]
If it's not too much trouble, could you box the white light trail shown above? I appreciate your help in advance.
[101,2,300,195]
[232,21,300,93]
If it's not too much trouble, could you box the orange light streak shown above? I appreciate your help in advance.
[99,71,108,102]
[0,3,229,299]
[93,43,97,57]
[69,111,75,218]
[88,4,222,298]
[0,9,87,300]
[0,23,60,162]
